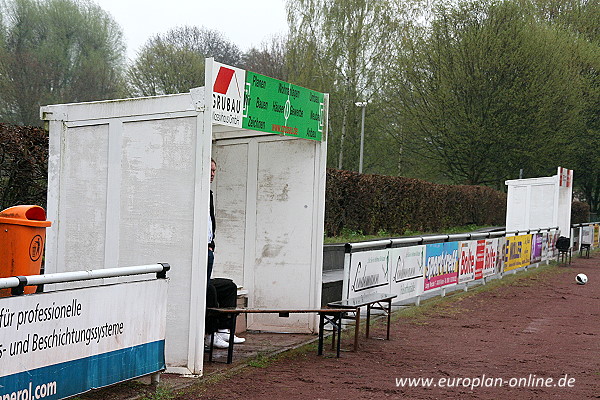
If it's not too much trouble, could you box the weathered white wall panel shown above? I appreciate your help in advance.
[250,139,317,331]
[117,118,197,367]
[212,142,249,285]
[60,124,109,270]
[43,93,209,374]
[506,172,573,236]
[529,183,555,229]
[505,184,528,232]
[212,136,324,333]
[119,118,196,266]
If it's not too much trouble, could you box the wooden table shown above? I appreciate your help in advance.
[206,307,348,364]
[328,292,397,351]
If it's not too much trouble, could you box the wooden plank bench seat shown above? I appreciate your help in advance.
[327,292,397,351]
[206,307,349,364]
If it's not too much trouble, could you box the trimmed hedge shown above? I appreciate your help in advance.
[0,124,48,210]
[571,201,590,224]
[1,123,589,233]
[325,169,507,236]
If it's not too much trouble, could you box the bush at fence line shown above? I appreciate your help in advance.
[2,123,589,235]
[0,124,49,210]
[571,201,590,224]
[325,168,507,237]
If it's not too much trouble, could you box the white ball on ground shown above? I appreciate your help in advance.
[576,273,588,285]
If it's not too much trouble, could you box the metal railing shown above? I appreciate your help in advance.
[344,227,560,253]
[0,263,170,296]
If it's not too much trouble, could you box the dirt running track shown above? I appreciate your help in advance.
[187,257,600,400]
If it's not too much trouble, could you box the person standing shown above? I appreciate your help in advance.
[205,158,245,349]
[207,159,217,280]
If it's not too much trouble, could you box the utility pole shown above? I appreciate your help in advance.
[355,101,367,174]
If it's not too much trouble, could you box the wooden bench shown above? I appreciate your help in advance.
[327,292,397,351]
[206,308,348,364]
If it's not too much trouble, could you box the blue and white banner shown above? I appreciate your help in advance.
[424,242,459,291]
[0,279,167,399]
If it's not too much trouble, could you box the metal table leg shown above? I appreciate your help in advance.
[335,312,341,357]
[318,313,325,355]
[208,332,214,362]
[366,304,371,338]
[354,307,361,351]
[386,299,392,340]
[226,313,238,364]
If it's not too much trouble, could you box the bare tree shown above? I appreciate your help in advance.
[242,35,288,81]
[286,0,411,171]
[127,26,242,97]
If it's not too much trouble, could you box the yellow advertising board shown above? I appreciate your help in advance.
[503,234,532,272]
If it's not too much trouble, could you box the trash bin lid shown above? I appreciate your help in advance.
[0,205,52,227]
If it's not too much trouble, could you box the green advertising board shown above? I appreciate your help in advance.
[242,71,325,141]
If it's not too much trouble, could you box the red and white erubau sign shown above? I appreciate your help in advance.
[211,61,246,128]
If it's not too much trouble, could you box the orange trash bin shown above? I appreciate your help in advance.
[0,205,52,296]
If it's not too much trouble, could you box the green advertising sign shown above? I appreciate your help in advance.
[243,71,325,141]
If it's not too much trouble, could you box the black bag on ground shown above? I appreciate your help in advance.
[555,236,570,251]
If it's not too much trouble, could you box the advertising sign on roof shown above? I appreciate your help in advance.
[211,61,245,128]
[243,71,325,141]
[210,59,325,141]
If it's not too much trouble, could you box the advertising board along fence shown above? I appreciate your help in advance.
[341,225,598,308]
[571,222,600,257]
[0,263,169,400]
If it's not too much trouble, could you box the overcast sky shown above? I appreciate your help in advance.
[92,0,289,60]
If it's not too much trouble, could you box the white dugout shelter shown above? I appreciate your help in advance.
[41,59,329,375]
[505,167,574,236]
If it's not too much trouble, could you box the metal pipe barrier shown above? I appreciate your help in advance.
[0,263,170,296]
[344,227,563,254]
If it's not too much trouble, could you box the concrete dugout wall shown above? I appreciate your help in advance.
[41,71,329,375]
[212,125,327,332]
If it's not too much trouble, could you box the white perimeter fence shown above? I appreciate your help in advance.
[342,223,599,304]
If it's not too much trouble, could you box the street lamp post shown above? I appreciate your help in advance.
[355,101,367,174]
